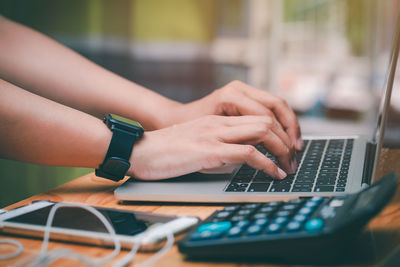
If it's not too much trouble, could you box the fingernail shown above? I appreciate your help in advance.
[278,167,287,179]
[297,138,304,150]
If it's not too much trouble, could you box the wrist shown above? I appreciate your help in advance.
[95,114,144,181]
[150,101,185,129]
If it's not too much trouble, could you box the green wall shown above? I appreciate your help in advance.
[0,160,91,208]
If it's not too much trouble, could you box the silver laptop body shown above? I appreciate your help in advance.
[115,10,400,203]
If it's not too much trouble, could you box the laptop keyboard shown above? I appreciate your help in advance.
[225,139,353,193]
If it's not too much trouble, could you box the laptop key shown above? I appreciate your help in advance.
[226,183,248,192]
[232,177,252,183]
[298,170,318,176]
[225,138,353,194]
[248,183,271,192]
[320,168,339,173]
[316,180,336,186]
[294,181,314,186]
[293,188,313,192]
[293,184,313,191]
[269,185,291,192]
[314,186,334,192]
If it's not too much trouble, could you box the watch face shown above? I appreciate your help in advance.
[105,114,144,136]
[110,114,143,128]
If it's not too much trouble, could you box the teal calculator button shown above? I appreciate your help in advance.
[190,231,224,241]
[197,221,232,233]
[305,218,324,233]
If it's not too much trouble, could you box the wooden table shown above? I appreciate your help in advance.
[1,148,400,266]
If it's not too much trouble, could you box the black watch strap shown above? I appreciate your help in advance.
[95,128,136,181]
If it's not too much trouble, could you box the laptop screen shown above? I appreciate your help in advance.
[372,7,400,177]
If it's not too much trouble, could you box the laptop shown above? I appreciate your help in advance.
[115,11,400,203]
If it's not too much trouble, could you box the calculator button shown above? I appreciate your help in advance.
[216,211,231,219]
[305,201,318,208]
[273,216,288,225]
[276,210,291,217]
[305,218,324,233]
[197,222,232,233]
[282,204,297,211]
[231,215,248,222]
[227,226,243,237]
[246,225,263,235]
[266,201,281,207]
[286,221,302,232]
[329,199,345,207]
[190,231,225,241]
[288,198,304,204]
[310,196,323,202]
[223,206,240,212]
[266,223,282,234]
[244,203,260,209]
[298,207,313,215]
[235,220,250,228]
[253,213,269,219]
[254,218,269,226]
[293,214,307,222]
[238,209,253,216]
[259,206,275,213]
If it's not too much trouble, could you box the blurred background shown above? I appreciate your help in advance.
[1,0,400,207]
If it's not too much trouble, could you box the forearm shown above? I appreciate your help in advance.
[0,15,180,130]
[0,79,111,168]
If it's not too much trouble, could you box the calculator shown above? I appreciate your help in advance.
[178,173,397,263]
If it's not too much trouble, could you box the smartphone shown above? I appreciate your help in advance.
[0,201,199,251]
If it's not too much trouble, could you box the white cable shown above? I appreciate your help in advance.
[28,202,121,267]
[0,238,23,260]
[137,230,174,267]
[113,227,175,267]
[112,239,140,267]
[3,202,176,267]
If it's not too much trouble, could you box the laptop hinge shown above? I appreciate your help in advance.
[361,141,377,186]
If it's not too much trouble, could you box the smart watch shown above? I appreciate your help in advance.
[95,114,144,181]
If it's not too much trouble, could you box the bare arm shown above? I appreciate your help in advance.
[0,16,301,176]
[0,79,111,168]
[0,15,180,130]
[0,79,290,179]
[0,16,302,150]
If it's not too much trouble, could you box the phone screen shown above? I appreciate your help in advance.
[4,203,161,236]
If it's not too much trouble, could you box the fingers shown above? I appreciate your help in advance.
[217,119,292,154]
[220,144,287,179]
[215,120,296,174]
[217,90,273,117]
[264,95,303,150]
[210,114,284,132]
[225,81,303,151]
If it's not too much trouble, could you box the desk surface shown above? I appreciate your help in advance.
[1,148,400,266]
